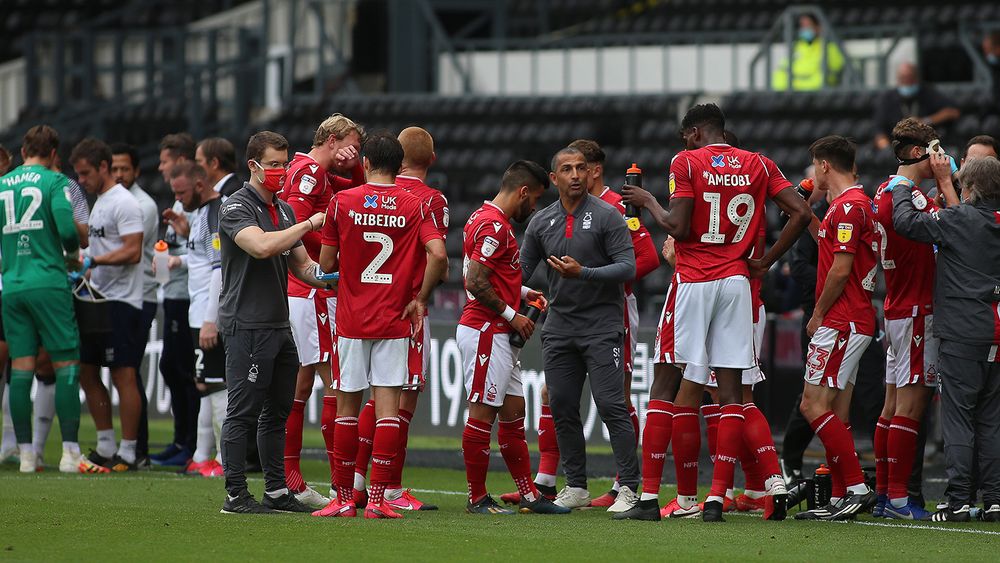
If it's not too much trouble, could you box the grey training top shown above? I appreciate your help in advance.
[892,187,1000,360]
[218,183,302,334]
[521,194,636,337]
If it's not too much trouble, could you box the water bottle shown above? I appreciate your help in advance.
[813,464,832,508]
[153,240,170,285]
[509,298,545,349]
[796,177,815,201]
[624,163,642,231]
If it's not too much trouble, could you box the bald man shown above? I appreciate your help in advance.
[351,127,449,512]
[874,62,960,150]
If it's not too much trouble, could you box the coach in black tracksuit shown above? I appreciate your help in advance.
[217,131,330,514]
[520,147,639,507]
[892,157,1000,521]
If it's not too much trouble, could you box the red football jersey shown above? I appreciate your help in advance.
[750,222,766,322]
[459,202,521,334]
[873,176,936,320]
[669,144,791,283]
[598,187,659,295]
[281,152,364,298]
[816,186,877,335]
[321,183,442,339]
[397,175,450,300]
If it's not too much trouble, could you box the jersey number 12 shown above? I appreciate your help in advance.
[0,188,44,234]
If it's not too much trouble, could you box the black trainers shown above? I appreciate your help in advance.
[467,494,514,515]
[703,500,725,522]
[262,492,313,513]
[824,489,877,521]
[930,504,972,522]
[795,503,835,520]
[536,483,557,500]
[221,491,278,514]
[520,495,572,515]
[612,499,661,521]
[983,504,1000,522]
[87,450,112,466]
[106,455,137,472]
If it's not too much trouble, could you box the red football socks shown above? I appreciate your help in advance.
[369,417,400,505]
[284,399,306,493]
[701,404,720,461]
[811,412,864,493]
[536,405,559,479]
[887,415,920,502]
[708,404,744,500]
[463,418,493,503]
[333,416,359,502]
[742,403,780,482]
[874,416,890,496]
[672,406,701,497]
[390,408,413,490]
[321,396,337,487]
[354,400,376,483]
[641,400,673,497]
[499,418,538,501]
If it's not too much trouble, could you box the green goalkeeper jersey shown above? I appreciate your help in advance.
[0,163,80,294]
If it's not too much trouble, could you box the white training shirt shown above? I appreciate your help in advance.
[129,183,159,304]
[162,200,191,301]
[87,184,145,309]
[186,197,222,328]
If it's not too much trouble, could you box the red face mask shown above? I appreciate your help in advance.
[252,161,285,193]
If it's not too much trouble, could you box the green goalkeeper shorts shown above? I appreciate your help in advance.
[2,287,79,362]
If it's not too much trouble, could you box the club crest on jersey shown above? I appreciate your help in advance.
[837,223,853,243]
[481,236,500,258]
[364,194,378,208]
[711,155,726,168]
[299,174,317,195]
[582,211,593,230]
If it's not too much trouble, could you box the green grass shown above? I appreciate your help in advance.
[2,422,1000,561]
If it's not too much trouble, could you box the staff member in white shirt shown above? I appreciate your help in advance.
[71,138,145,472]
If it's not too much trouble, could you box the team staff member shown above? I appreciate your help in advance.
[154,133,198,467]
[217,131,333,515]
[195,137,242,198]
[110,143,160,466]
[71,138,146,472]
[520,147,638,511]
[891,156,1000,522]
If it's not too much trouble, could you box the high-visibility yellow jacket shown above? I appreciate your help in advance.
[771,39,845,91]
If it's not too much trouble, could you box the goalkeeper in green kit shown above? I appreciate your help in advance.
[0,125,104,474]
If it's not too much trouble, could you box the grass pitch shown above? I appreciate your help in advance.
[2,422,999,562]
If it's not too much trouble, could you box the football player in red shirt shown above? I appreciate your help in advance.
[351,127,448,511]
[314,133,447,519]
[795,136,879,521]
[621,104,811,522]
[871,118,951,521]
[458,160,570,515]
[280,114,364,508]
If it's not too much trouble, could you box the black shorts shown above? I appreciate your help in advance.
[80,301,143,369]
[192,328,226,384]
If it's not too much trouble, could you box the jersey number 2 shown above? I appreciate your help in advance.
[361,231,393,284]
[0,188,44,234]
[701,192,755,244]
